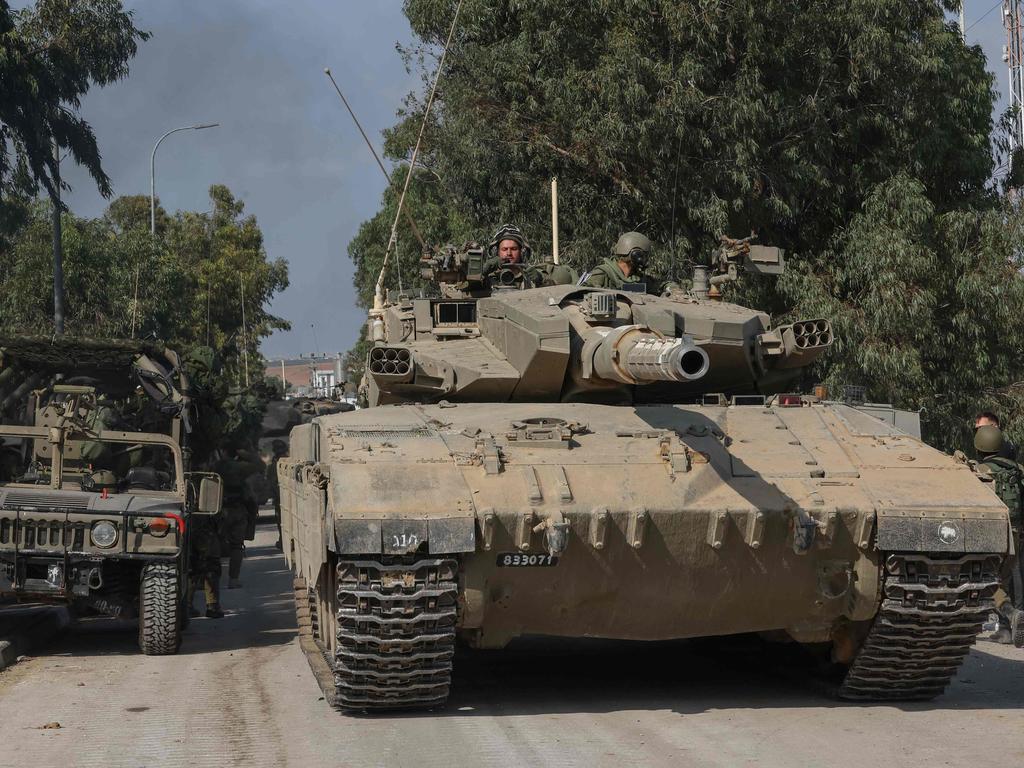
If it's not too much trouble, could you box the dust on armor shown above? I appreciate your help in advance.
[279,237,1010,710]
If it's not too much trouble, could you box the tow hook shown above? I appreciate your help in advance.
[533,512,570,557]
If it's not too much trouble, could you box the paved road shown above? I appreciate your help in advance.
[1,522,1022,768]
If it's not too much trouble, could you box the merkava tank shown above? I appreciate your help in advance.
[259,397,354,457]
[279,238,1009,710]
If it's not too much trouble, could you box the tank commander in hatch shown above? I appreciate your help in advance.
[580,231,677,295]
[483,224,577,287]
[486,223,529,269]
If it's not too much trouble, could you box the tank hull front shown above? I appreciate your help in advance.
[281,400,1009,649]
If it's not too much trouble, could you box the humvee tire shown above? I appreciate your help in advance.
[139,563,182,655]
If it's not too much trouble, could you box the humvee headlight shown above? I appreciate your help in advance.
[90,521,118,549]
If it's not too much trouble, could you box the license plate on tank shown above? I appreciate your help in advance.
[496,553,559,567]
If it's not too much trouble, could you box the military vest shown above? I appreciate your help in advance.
[980,456,1023,526]
[581,258,631,289]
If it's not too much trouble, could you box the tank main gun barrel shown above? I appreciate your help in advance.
[582,324,710,385]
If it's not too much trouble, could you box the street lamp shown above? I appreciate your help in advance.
[149,122,219,235]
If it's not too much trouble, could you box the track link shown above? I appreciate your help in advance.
[839,552,1001,701]
[331,556,459,711]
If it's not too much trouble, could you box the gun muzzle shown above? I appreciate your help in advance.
[586,325,709,385]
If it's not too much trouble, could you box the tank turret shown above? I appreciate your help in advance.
[364,241,831,406]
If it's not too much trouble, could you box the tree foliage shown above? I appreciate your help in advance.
[349,0,1024,450]
[0,0,148,220]
[0,185,290,389]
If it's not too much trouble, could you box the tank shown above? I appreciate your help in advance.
[279,239,1009,710]
[258,396,355,457]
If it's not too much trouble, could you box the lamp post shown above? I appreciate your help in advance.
[149,122,219,235]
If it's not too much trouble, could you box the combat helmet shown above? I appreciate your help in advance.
[612,231,653,271]
[974,424,1004,455]
[488,224,532,262]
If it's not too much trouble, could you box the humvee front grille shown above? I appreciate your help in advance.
[2,490,90,510]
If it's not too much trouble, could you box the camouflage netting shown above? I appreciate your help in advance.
[0,335,167,372]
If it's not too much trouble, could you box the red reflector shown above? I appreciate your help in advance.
[148,517,171,536]
[164,512,185,535]
[779,395,803,407]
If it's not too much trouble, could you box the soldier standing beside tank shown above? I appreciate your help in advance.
[580,232,676,295]
[181,346,228,616]
[214,445,266,589]
[268,439,288,550]
[973,425,1024,647]
[189,512,224,618]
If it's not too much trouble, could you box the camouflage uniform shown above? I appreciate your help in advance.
[979,458,1024,629]
[215,450,266,587]
[182,347,228,469]
[974,425,1024,646]
[268,440,288,549]
[582,232,679,295]
[581,257,675,295]
[479,223,578,289]
[188,513,223,618]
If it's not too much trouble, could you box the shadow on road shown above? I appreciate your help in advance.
[19,523,296,661]
[433,633,1024,717]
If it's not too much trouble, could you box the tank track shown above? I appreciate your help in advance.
[330,556,459,711]
[838,552,1001,701]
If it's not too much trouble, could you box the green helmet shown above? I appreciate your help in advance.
[612,232,653,270]
[488,224,531,262]
[974,424,1004,455]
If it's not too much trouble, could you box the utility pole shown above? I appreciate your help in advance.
[1005,1,1024,155]
[239,274,250,389]
[51,139,64,336]
[960,2,966,40]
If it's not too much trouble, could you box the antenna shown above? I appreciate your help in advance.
[372,0,464,315]
[550,177,560,265]
[324,68,427,251]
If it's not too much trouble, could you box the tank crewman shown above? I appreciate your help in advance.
[267,439,288,550]
[483,224,577,288]
[973,425,1024,647]
[188,511,224,619]
[580,232,677,295]
[975,411,1018,461]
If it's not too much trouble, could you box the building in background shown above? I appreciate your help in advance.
[265,353,345,399]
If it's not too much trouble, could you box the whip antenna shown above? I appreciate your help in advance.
[324,68,426,251]
[372,0,463,314]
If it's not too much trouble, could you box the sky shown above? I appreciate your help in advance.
[53,0,418,362]
[44,1,1012,362]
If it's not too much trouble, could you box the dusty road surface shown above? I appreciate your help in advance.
[1,522,1022,768]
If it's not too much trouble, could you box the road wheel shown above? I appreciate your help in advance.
[138,563,182,655]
